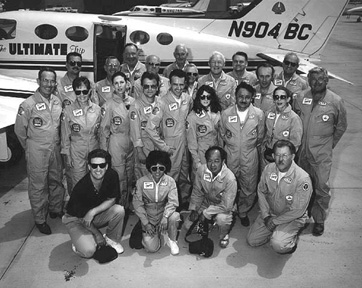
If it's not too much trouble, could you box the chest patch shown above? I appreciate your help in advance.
[144,182,154,189]
[302,98,312,105]
[130,111,137,120]
[64,85,73,92]
[35,103,46,111]
[322,115,329,122]
[63,99,72,107]
[169,103,178,111]
[274,79,283,86]
[102,86,111,93]
[282,131,290,137]
[72,123,81,132]
[141,121,147,128]
[228,116,237,123]
[144,106,152,114]
[203,173,212,182]
[73,109,83,117]
[225,129,232,139]
[166,118,175,127]
[255,93,261,100]
[270,173,278,181]
[225,94,231,100]
[152,107,159,115]
[267,112,276,120]
[33,117,43,127]
[113,116,122,125]
[197,125,207,133]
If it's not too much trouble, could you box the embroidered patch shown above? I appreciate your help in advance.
[303,183,309,191]
[63,99,71,107]
[130,111,137,120]
[286,195,293,201]
[282,130,290,137]
[102,86,111,93]
[141,121,147,129]
[270,173,278,181]
[185,120,189,130]
[169,103,178,111]
[17,106,25,116]
[274,79,283,86]
[225,129,232,139]
[196,111,206,118]
[228,116,237,123]
[144,106,152,114]
[152,107,160,115]
[267,112,276,120]
[203,174,212,182]
[249,114,255,119]
[144,182,154,189]
[73,109,83,117]
[101,107,106,116]
[35,103,46,111]
[318,101,327,106]
[205,81,213,87]
[322,115,329,121]
[71,123,81,132]
[64,85,73,93]
[225,94,231,100]
[255,93,261,100]
[166,118,175,127]
[302,98,312,105]
[284,177,292,184]
[197,125,207,133]
[33,117,43,127]
[113,116,122,125]
[281,115,288,120]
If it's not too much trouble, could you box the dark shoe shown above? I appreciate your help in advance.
[312,223,324,236]
[219,234,229,248]
[49,211,64,219]
[282,244,298,255]
[240,216,250,227]
[36,222,52,235]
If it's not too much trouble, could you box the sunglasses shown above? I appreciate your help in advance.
[147,62,160,67]
[200,94,211,100]
[143,84,157,90]
[273,95,288,100]
[69,61,82,67]
[75,90,89,95]
[150,165,166,172]
[283,60,298,68]
[187,72,198,77]
[90,162,107,169]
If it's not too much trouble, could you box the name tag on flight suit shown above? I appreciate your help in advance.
[144,182,154,189]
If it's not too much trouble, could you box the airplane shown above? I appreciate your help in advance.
[345,6,362,22]
[113,0,210,17]
[0,0,351,166]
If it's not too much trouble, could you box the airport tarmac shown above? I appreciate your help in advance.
[1,16,362,288]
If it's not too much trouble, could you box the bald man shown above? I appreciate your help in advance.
[163,44,189,78]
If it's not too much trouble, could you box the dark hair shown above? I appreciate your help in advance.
[272,140,296,155]
[87,149,112,165]
[146,150,172,173]
[169,69,187,82]
[192,85,221,114]
[111,71,128,84]
[205,146,227,163]
[232,51,248,62]
[66,52,82,63]
[256,63,275,78]
[273,86,292,106]
[72,76,91,91]
[235,81,255,96]
[105,56,120,66]
[141,71,160,87]
[124,42,138,52]
[38,67,56,80]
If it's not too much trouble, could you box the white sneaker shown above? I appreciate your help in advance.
[166,236,179,256]
[104,234,124,254]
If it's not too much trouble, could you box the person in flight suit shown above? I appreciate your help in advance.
[274,52,308,106]
[247,140,312,254]
[95,56,121,107]
[260,86,303,173]
[226,51,257,86]
[99,71,134,209]
[162,44,190,78]
[188,146,237,248]
[186,85,222,174]
[185,63,199,100]
[120,43,146,89]
[198,51,237,111]
[61,76,102,190]
[133,151,180,255]
[294,67,347,236]
[219,82,265,227]
[132,55,169,99]
[146,69,192,209]
[254,63,277,112]
[129,72,160,180]
[15,67,65,235]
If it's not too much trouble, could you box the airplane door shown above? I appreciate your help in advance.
[94,23,126,81]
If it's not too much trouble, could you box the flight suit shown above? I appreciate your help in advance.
[133,174,179,252]
[14,91,65,224]
[162,61,189,78]
[120,61,146,94]
[129,94,159,179]
[261,105,303,172]
[99,94,134,207]
[132,74,170,99]
[294,89,347,223]
[253,83,277,112]
[95,78,113,107]
[247,161,312,253]
[189,163,237,239]
[186,110,221,171]
[198,72,237,111]
[219,105,265,218]
[146,91,192,204]
[227,70,258,86]
[61,100,101,189]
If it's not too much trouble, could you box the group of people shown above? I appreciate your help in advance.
[14,42,347,259]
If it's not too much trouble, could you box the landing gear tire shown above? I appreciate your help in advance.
[0,132,23,168]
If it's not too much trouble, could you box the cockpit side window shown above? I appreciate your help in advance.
[65,26,89,42]
[0,19,16,40]
[35,24,58,40]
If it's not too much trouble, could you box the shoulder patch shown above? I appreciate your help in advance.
[303,183,309,191]
[130,111,137,120]
[17,106,25,116]
[101,107,106,116]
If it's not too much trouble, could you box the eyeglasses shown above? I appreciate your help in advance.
[187,72,198,77]
[274,154,291,159]
[143,84,157,90]
[69,61,82,67]
[75,90,89,95]
[200,94,211,100]
[273,95,287,100]
[90,162,107,169]
[150,165,166,172]
[283,60,298,68]
[147,62,160,67]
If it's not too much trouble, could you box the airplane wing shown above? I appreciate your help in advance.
[0,74,37,130]
[257,53,354,85]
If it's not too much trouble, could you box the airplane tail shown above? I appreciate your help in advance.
[200,0,349,57]
[192,0,210,11]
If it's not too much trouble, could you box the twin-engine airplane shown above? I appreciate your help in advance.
[0,0,350,166]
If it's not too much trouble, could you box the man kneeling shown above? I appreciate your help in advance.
[63,149,125,258]
[247,140,312,254]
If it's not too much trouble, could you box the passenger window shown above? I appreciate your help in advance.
[65,26,89,42]
[35,24,58,40]
[130,30,150,45]
[157,33,173,45]
[0,19,16,40]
